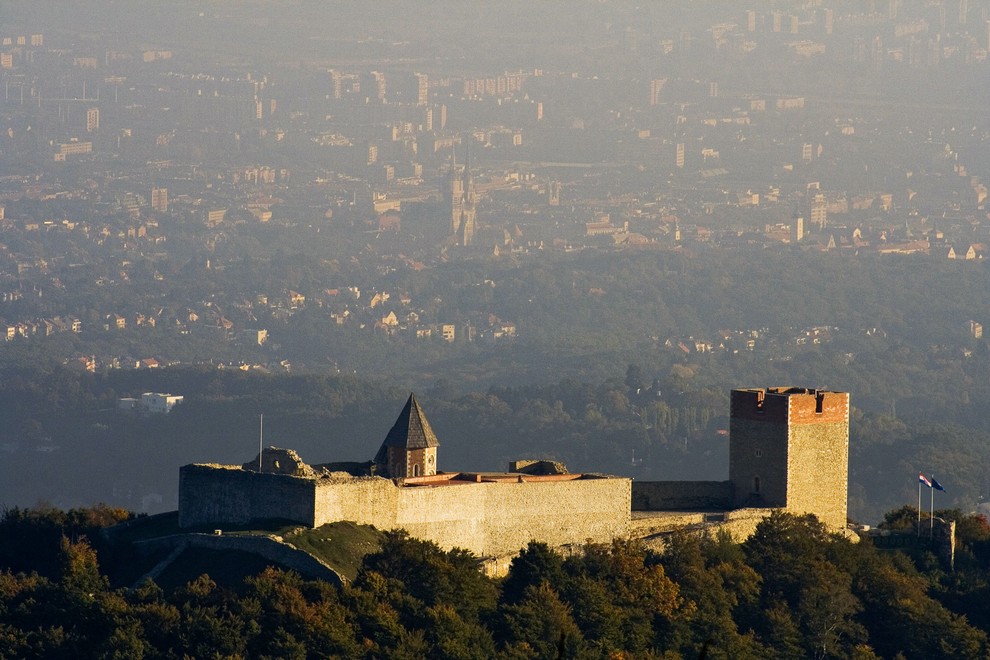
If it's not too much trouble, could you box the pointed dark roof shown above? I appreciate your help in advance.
[374,394,439,464]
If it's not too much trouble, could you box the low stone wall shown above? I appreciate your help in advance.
[631,480,733,511]
[719,508,780,540]
[133,533,344,586]
[629,508,790,549]
[629,511,708,538]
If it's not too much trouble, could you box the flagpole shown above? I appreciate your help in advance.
[917,479,921,536]
[930,475,935,539]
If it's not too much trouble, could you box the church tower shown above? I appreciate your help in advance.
[374,393,439,478]
[729,387,849,530]
[445,142,476,246]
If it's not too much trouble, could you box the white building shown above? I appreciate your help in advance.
[139,392,183,414]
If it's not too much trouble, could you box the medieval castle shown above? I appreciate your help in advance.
[179,387,851,569]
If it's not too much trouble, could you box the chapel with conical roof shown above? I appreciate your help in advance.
[373,393,439,478]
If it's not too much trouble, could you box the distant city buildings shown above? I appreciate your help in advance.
[0,1,988,373]
[150,187,168,213]
[86,107,99,132]
[649,78,666,106]
[55,140,93,161]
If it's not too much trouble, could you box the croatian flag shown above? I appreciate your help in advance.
[919,472,932,488]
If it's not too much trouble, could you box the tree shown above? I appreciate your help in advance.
[357,531,497,625]
[625,364,644,394]
[501,541,566,606]
[424,604,497,660]
[244,567,361,658]
[559,575,624,653]
[0,504,129,579]
[853,556,988,658]
[560,540,683,655]
[58,536,108,598]
[745,513,865,657]
[174,574,251,658]
[658,531,764,659]
[761,602,805,660]
[498,582,585,658]
[793,559,865,659]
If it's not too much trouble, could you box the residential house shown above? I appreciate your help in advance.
[287,290,306,309]
[241,329,269,345]
[947,244,978,260]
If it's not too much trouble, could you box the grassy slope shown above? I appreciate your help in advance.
[107,514,383,587]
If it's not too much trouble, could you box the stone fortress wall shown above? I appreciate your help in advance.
[180,465,630,560]
[331,475,631,559]
[630,480,733,511]
[179,464,316,528]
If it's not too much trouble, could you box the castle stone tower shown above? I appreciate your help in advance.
[729,387,849,530]
[374,393,439,478]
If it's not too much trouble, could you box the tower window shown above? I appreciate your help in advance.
[753,476,761,493]
[754,449,763,458]
[413,464,420,477]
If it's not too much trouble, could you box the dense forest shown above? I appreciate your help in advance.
[2,505,990,658]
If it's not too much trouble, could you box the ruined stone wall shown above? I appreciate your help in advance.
[631,481,733,511]
[242,447,315,477]
[178,465,316,528]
